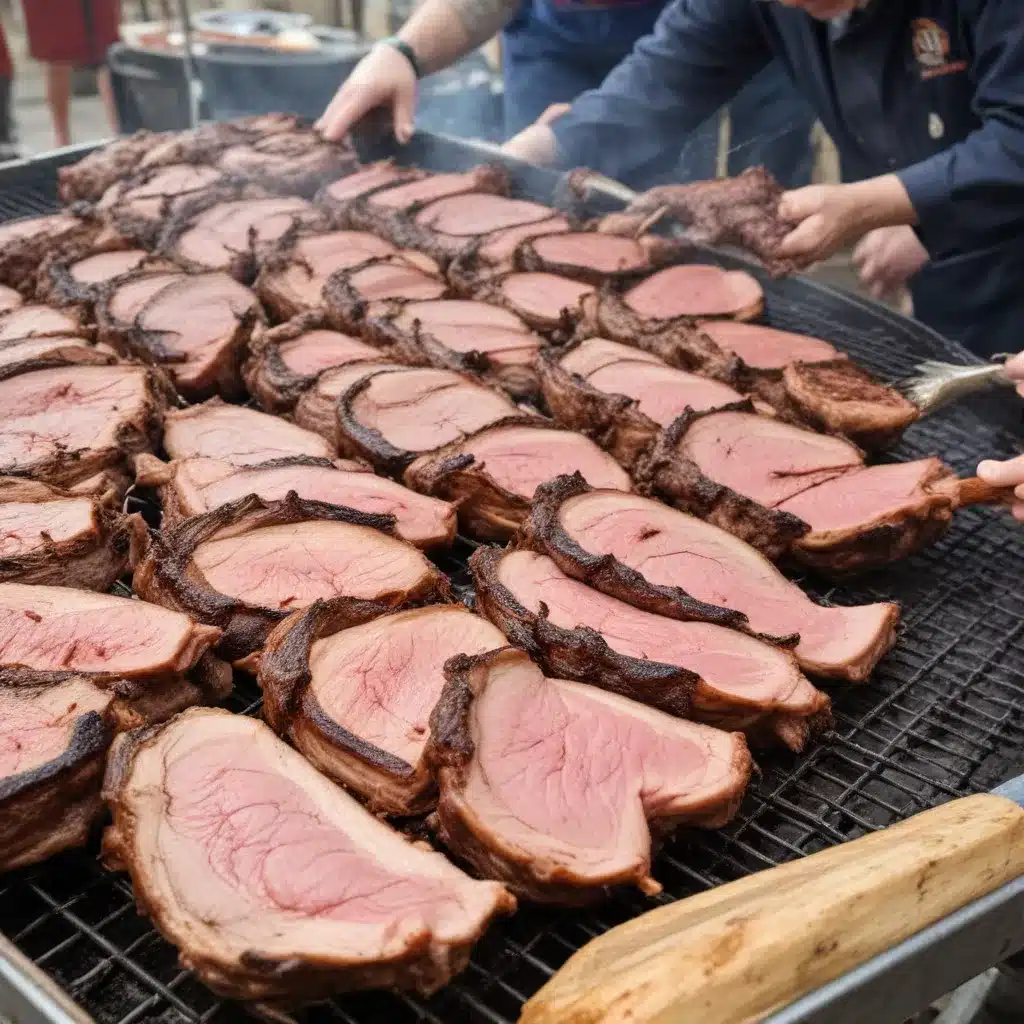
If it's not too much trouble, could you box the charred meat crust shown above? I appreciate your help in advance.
[403,416,559,542]
[58,131,170,203]
[537,347,664,467]
[0,216,99,293]
[258,596,447,813]
[332,164,513,266]
[131,493,451,662]
[512,233,689,287]
[363,300,539,401]
[469,546,697,719]
[517,472,797,646]
[96,272,263,401]
[313,160,426,214]
[635,402,811,561]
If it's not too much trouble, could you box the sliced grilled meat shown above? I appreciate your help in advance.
[471,547,831,751]
[540,338,745,465]
[0,285,22,313]
[336,367,521,475]
[166,195,321,281]
[514,232,684,285]
[427,648,751,903]
[0,335,115,370]
[473,215,572,271]
[294,359,407,440]
[316,160,422,209]
[639,403,960,574]
[259,600,506,814]
[136,113,304,170]
[0,303,86,342]
[404,419,632,541]
[214,130,359,196]
[697,320,840,368]
[102,708,514,1003]
[257,229,437,320]
[0,214,96,291]
[522,475,900,682]
[135,454,457,549]
[98,271,261,399]
[58,129,170,202]
[244,314,385,412]
[162,398,334,466]
[365,298,543,400]
[322,256,448,332]
[37,246,179,313]
[132,494,450,664]
[0,362,166,491]
[461,270,595,334]
[0,477,139,591]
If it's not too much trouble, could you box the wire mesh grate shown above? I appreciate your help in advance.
[0,147,1021,1024]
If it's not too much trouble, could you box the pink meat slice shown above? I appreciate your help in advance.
[71,249,152,284]
[0,582,220,677]
[0,335,108,368]
[562,337,743,419]
[0,305,81,342]
[476,216,571,266]
[497,550,821,714]
[306,606,505,785]
[278,331,380,376]
[172,457,455,549]
[163,400,334,466]
[322,162,415,202]
[0,285,22,313]
[0,675,111,779]
[415,194,556,236]
[558,489,898,680]
[699,320,840,369]
[460,425,631,498]
[0,498,98,557]
[0,213,82,246]
[295,361,407,439]
[99,164,221,216]
[450,651,750,889]
[174,197,315,271]
[498,273,594,323]
[192,520,435,610]
[777,458,950,533]
[107,272,184,323]
[393,299,541,365]
[351,368,518,453]
[105,708,512,968]
[345,260,446,303]
[530,233,649,273]
[625,265,763,319]
[369,171,490,209]
[679,410,863,507]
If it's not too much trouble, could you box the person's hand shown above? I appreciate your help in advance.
[776,184,865,267]
[502,122,558,165]
[852,226,929,300]
[977,454,1024,522]
[1003,351,1024,398]
[316,45,417,144]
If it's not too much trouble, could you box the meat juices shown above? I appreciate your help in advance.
[101,709,515,1002]
[427,648,751,902]
[259,602,508,814]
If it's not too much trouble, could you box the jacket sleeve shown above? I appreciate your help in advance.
[550,0,772,188]
[898,0,1024,255]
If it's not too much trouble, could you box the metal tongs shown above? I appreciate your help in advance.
[896,353,1018,415]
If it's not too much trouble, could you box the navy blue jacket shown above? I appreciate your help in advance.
[552,0,1024,356]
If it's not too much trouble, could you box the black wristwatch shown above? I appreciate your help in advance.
[379,36,423,79]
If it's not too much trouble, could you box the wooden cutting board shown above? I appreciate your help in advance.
[519,793,1024,1024]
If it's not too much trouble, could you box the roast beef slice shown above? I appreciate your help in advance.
[101,707,514,1002]
[259,600,506,815]
[426,647,751,902]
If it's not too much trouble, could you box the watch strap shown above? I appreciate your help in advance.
[380,36,423,79]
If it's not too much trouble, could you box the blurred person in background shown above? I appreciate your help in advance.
[23,0,120,147]
[319,0,816,191]
[977,352,1024,522]
[0,18,17,160]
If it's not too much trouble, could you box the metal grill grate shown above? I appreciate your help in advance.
[0,143,1021,1024]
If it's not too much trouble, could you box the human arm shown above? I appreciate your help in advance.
[977,455,1024,522]
[853,226,930,300]
[508,0,771,186]
[317,0,520,142]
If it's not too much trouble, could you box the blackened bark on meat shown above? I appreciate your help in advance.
[596,168,798,277]
[450,268,585,339]
[0,216,98,293]
[0,477,143,591]
[469,546,697,718]
[403,416,557,542]
[781,359,920,451]
[216,131,360,198]
[537,347,663,467]
[58,130,170,203]
[635,402,811,561]
[131,493,450,663]
[518,473,797,645]
[335,370,420,475]
[363,301,534,400]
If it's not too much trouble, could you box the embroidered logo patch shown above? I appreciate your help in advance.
[912,18,968,80]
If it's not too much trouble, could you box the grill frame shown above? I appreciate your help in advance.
[0,132,1021,1024]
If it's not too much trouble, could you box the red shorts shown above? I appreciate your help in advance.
[0,22,11,79]
[24,0,121,65]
